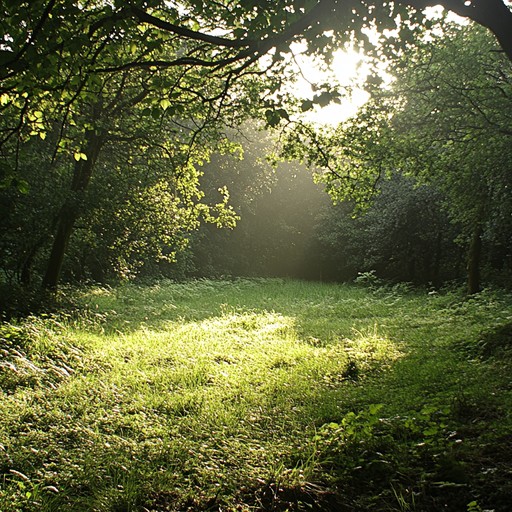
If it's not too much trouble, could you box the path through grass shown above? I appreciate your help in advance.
[1,279,511,511]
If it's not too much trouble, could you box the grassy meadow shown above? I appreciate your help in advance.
[1,279,511,511]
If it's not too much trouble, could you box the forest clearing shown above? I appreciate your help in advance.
[1,279,511,511]
[2,1,512,510]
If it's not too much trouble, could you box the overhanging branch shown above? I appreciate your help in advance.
[398,0,512,61]
[130,6,255,49]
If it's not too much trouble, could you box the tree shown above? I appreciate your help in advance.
[2,1,512,290]
[0,67,242,287]
[61,137,238,282]
[313,174,460,284]
[304,23,512,292]
[7,20,265,288]
[0,135,67,285]
[2,1,512,158]
[385,25,512,292]
[2,0,274,288]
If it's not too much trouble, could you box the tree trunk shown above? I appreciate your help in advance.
[42,131,104,289]
[467,223,483,295]
[41,202,80,289]
[20,239,44,285]
[432,231,442,287]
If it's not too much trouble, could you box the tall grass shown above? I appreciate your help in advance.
[1,279,511,511]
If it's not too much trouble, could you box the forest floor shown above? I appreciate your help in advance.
[1,279,512,511]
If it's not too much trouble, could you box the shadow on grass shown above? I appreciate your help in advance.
[2,280,512,512]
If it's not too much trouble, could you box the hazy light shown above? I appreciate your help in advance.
[279,2,470,127]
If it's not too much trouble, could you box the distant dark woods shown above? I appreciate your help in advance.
[1,128,511,299]
[184,151,509,288]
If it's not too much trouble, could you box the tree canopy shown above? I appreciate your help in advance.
[1,0,512,290]
[2,1,512,152]
[2,1,512,183]
[295,21,512,292]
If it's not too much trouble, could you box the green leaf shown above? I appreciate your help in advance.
[301,99,314,112]
[16,179,30,194]
[265,108,289,127]
[368,403,384,415]
[74,152,87,161]
[265,109,279,127]
[314,91,337,107]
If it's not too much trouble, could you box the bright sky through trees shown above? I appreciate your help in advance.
[290,45,370,125]
[288,6,468,126]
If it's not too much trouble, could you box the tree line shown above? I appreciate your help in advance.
[1,1,511,299]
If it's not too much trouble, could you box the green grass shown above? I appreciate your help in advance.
[1,279,511,511]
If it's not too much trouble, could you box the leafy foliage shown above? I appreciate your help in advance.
[314,173,461,284]
[180,135,465,286]
[294,23,512,291]
[1,1,512,289]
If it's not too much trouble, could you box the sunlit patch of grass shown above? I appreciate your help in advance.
[1,280,511,511]
[344,324,405,371]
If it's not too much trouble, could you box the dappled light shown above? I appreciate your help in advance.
[2,0,512,510]
[2,280,512,510]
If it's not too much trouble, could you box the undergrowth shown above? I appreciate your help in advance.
[1,279,511,511]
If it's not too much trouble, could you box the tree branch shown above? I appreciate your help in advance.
[130,6,255,49]
[2,0,57,73]
[398,0,512,61]
[127,0,337,70]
